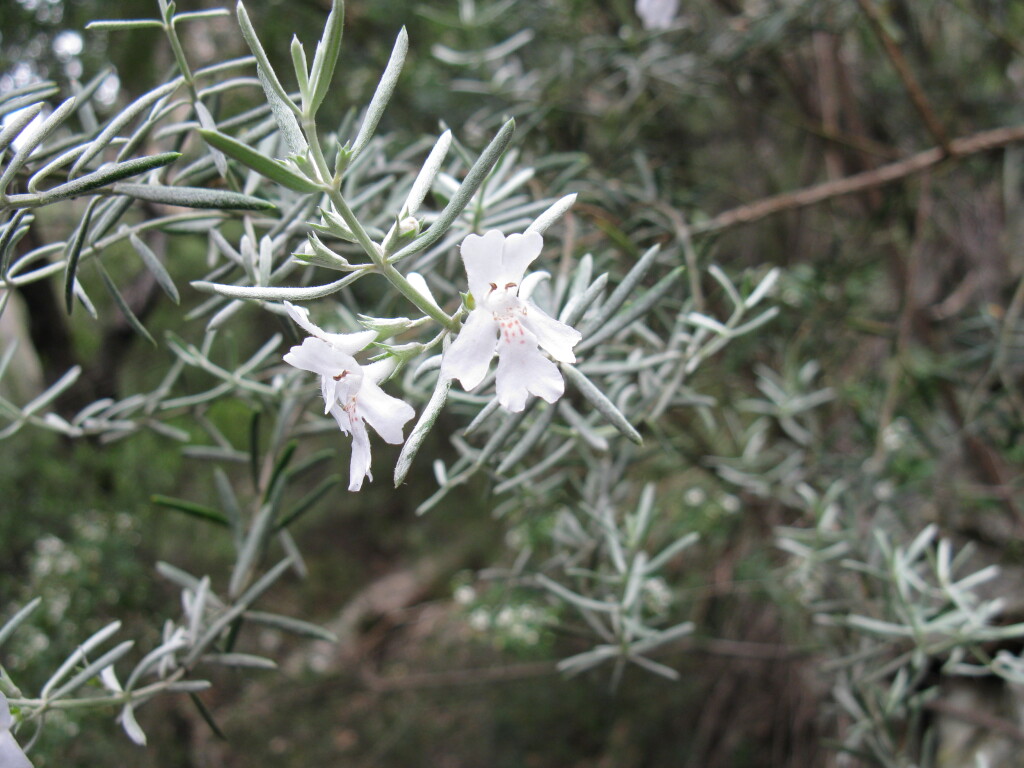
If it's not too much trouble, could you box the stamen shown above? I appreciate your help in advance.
[488,282,498,293]
[504,282,517,290]
[333,370,349,381]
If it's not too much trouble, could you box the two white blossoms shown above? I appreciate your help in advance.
[282,230,582,491]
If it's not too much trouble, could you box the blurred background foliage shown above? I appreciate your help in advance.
[3,0,1024,766]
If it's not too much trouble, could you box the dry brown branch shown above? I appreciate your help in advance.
[692,124,1024,236]
[856,0,951,152]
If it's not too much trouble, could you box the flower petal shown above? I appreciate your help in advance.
[521,303,582,363]
[283,301,376,355]
[283,337,357,379]
[358,380,415,444]
[500,232,543,287]
[441,309,498,390]
[460,230,505,301]
[331,404,372,491]
[0,732,33,768]
[495,340,564,412]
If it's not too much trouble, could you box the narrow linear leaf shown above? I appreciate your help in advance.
[111,182,274,210]
[51,640,135,699]
[85,19,164,30]
[152,494,230,527]
[392,118,516,262]
[0,597,42,650]
[94,259,156,345]
[307,0,344,113]
[34,152,181,205]
[0,96,76,192]
[63,197,101,314]
[274,475,341,531]
[242,610,337,642]
[561,364,642,444]
[290,35,310,99]
[350,27,408,159]
[0,103,43,155]
[189,692,227,741]
[394,374,450,486]
[190,270,365,300]
[71,80,182,176]
[130,233,179,303]
[199,129,320,192]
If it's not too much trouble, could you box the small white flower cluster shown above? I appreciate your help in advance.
[283,231,582,492]
[466,603,548,647]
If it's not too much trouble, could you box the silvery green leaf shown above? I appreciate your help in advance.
[125,634,190,691]
[42,623,125,698]
[708,264,743,309]
[0,96,75,192]
[130,233,179,303]
[16,152,180,206]
[350,26,408,160]
[556,645,618,675]
[494,439,575,493]
[199,129,319,192]
[745,267,780,308]
[235,2,301,122]
[194,101,228,177]
[526,193,577,235]
[0,209,32,276]
[395,374,450,487]
[557,400,608,452]
[0,103,43,153]
[173,8,231,23]
[431,29,534,66]
[156,561,204,592]
[120,703,147,746]
[585,244,661,328]
[290,35,309,97]
[559,273,608,327]
[0,89,59,120]
[187,557,293,663]
[230,500,280,599]
[392,118,516,262]
[21,365,81,417]
[627,654,680,681]
[95,259,156,345]
[200,653,277,669]
[403,130,452,216]
[0,597,41,650]
[85,19,164,30]
[560,365,642,445]
[111,182,274,210]
[495,404,556,474]
[307,0,344,113]
[63,198,100,314]
[71,80,182,176]
[242,610,337,642]
[536,574,617,613]
[578,266,682,351]
[191,270,365,300]
[296,233,353,271]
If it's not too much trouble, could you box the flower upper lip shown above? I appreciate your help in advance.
[281,302,414,491]
[441,230,583,413]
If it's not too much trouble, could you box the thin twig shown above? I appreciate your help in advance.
[692,124,1024,236]
[856,0,951,152]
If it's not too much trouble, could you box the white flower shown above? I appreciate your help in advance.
[282,302,415,492]
[636,0,678,30]
[0,693,34,768]
[441,230,582,412]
